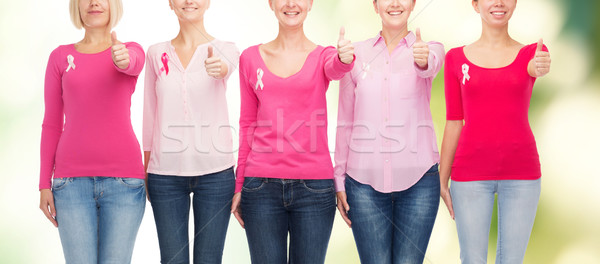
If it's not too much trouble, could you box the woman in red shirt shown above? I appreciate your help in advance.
[440,0,551,263]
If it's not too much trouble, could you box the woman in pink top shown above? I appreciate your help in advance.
[38,0,146,263]
[440,0,551,263]
[143,0,239,263]
[229,0,355,263]
[334,0,444,263]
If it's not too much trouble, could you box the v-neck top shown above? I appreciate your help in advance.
[143,40,240,176]
[39,42,146,190]
[235,44,355,192]
[444,43,548,181]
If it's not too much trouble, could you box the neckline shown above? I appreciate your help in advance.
[71,44,112,55]
[255,44,321,80]
[167,39,215,72]
[461,44,527,70]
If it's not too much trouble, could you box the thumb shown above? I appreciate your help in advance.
[111,31,119,45]
[416,28,422,42]
[339,26,346,42]
[208,45,214,58]
[537,38,543,52]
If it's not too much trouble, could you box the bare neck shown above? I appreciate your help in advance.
[173,20,213,48]
[269,25,314,51]
[475,23,515,48]
[80,27,111,45]
[381,26,409,48]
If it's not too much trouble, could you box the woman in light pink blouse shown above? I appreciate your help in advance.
[334,0,445,263]
[142,0,239,263]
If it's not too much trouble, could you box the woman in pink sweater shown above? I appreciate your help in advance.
[440,0,551,262]
[38,0,145,263]
[229,0,355,263]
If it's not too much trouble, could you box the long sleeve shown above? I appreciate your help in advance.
[115,42,146,77]
[221,43,240,82]
[236,65,259,193]
[142,49,157,152]
[415,41,445,79]
[333,70,357,192]
[39,49,64,190]
[444,50,464,120]
[323,47,355,81]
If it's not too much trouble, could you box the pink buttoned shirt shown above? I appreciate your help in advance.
[334,32,445,193]
[143,40,239,176]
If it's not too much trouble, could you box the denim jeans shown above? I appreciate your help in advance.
[147,167,235,264]
[241,177,336,264]
[52,176,146,264]
[345,164,440,264]
[450,179,541,264]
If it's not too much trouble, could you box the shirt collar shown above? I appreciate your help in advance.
[371,31,417,48]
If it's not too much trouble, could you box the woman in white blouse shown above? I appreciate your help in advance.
[142,0,239,263]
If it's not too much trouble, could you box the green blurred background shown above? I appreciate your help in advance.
[1,0,598,263]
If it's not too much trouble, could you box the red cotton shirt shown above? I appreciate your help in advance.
[444,43,548,181]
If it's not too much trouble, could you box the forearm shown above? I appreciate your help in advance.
[439,120,463,189]
[143,151,150,174]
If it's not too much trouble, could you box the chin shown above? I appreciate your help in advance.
[383,21,407,30]
[179,15,203,23]
[83,21,110,29]
[280,20,305,28]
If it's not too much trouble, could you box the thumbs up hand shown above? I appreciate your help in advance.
[205,45,226,79]
[413,28,430,69]
[111,31,130,70]
[337,27,354,65]
[532,39,551,77]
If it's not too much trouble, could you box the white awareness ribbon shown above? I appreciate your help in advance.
[255,68,264,90]
[361,63,370,80]
[462,63,470,85]
[66,54,76,72]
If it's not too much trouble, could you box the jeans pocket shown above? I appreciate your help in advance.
[52,177,72,191]
[117,177,145,188]
[242,177,266,192]
[302,180,334,193]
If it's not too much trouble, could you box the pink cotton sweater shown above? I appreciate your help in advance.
[39,43,146,190]
[236,45,354,193]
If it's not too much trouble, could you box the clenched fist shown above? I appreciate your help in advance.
[531,39,551,77]
[413,28,429,69]
[205,46,227,79]
[337,27,354,65]
[111,31,130,70]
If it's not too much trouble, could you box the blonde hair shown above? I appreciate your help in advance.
[69,0,123,29]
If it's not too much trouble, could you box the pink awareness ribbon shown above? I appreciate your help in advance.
[160,53,169,75]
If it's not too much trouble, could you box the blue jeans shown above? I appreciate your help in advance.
[241,177,336,264]
[345,164,440,264]
[52,176,146,264]
[147,167,235,264]
[450,179,541,264]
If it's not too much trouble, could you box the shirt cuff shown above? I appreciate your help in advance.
[235,165,245,193]
[414,52,436,78]
[334,54,355,74]
[334,173,346,192]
